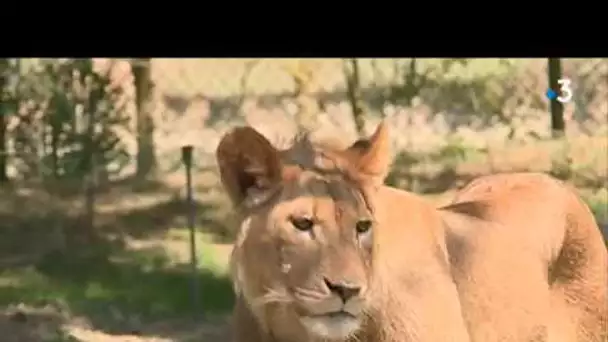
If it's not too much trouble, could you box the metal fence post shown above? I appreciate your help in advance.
[181,145,200,316]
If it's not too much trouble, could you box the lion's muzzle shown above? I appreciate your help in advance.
[294,278,366,339]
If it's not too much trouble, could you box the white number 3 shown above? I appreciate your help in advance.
[557,78,573,103]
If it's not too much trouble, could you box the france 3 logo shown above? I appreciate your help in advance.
[546,78,572,104]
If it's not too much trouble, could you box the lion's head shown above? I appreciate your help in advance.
[215,123,391,340]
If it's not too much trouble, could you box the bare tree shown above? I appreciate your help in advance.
[548,58,565,137]
[236,59,260,113]
[0,59,8,183]
[387,58,430,107]
[132,58,157,179]
[283,60,321,133]
[344,58,365,135]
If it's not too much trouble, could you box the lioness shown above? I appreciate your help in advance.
[215,122,608,342]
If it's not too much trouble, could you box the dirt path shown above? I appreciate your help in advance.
[65,317,232,342]
[2,304,233,342]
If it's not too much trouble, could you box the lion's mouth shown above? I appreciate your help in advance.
[300,310,361,339]
[309,310,357,319]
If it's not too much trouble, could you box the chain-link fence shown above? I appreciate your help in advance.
[0,58,606,340]
[2,57,607,252]
[3,59,608,174]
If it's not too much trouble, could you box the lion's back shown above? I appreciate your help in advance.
[442,172,608,341]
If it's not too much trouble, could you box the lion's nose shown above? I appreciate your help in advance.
[323,277,361,302]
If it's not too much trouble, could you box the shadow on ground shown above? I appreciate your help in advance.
[0,240,234,341]
[0,179,235,341]
[97,194,233,242]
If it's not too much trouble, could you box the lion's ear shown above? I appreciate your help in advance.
[346,121,392,185]
[216,127,283,209]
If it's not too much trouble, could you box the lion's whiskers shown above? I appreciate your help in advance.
[251,286,293,308]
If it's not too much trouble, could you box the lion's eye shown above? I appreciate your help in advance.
[355,219,373,234]
[290,217,314,232]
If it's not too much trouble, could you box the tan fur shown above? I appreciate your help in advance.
[216,123,608,342]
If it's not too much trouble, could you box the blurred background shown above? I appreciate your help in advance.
[0,58,606,341]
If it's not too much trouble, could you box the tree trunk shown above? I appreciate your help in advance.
[548,58,565,137]
[345,58,365,136]
[0,59,9,183]
[289,61,320,134]
[132,58,157,179]
[48,97,60,179]
[84,64,98,233]
[403,58,418,107]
